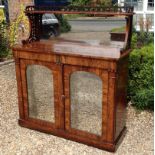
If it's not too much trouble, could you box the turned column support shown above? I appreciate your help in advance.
[22,13,43,44]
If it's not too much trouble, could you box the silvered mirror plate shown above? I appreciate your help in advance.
[70,71,102,135]
[26,65,55,122]
[42,14,126,50]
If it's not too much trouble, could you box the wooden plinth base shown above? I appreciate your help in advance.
[18,119,126,152]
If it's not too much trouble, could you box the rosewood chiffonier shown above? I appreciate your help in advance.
[12,5,134,152]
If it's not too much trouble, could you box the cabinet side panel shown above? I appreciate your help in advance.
[115,56,129,140]
[14,58,25,119]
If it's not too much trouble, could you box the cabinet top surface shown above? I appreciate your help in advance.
[13,39,130,60]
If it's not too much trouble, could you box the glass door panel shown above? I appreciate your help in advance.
[26,65,55,123]
[64,65,108,140]
[70,71,103,135]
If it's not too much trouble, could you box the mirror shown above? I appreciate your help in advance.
[41,13,126,49]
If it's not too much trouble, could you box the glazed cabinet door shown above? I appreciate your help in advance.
[64,65,109,141]
[20,59,64,130]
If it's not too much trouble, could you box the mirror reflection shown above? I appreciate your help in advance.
[41,14,126,49]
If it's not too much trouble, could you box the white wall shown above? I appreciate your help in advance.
[118,0,154,32]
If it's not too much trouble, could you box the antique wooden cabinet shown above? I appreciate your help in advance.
[13,6,134,152]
